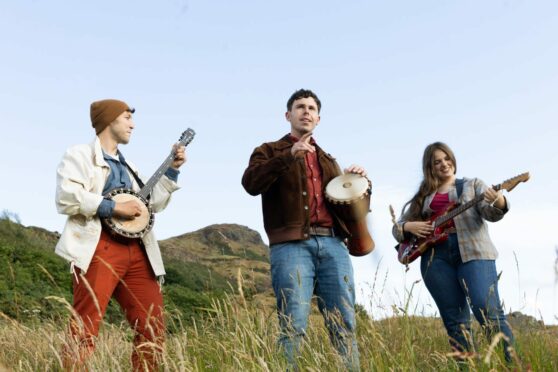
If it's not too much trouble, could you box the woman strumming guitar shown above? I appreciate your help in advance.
[392,142,515,362]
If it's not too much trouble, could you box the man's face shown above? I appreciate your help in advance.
[285,97,320,138]
[109,110,135,144]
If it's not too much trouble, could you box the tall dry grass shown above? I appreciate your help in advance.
[1,289,557,371]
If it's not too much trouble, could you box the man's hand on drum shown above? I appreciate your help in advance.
[172,144,187,169]
[344,164,367,177]
[291,132,315,158]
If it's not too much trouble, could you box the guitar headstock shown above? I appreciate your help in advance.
[178,128,196,146]
[495,172,530,192]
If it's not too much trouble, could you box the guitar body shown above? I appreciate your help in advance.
[397,202,456,264]
[398,230,449,265]
[102,189,154,238]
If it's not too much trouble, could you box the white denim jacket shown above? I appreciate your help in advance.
[55,137,180,276]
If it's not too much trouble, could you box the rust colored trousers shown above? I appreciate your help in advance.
[67,229,164,371]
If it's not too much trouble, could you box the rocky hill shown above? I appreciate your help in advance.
[160,223,271,293]
[0,217,273,322]
[2,216,549,332]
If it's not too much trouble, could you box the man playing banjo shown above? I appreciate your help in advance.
[242,89,367,370]
[55,99,186,370]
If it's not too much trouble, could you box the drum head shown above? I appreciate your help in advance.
[325,173,369,202]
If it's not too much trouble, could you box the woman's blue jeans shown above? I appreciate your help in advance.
[270,236,359,370]
[420,233,515,361]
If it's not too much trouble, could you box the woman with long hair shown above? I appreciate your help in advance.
[393,142,515,362]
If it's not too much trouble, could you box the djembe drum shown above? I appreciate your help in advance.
[325,173,375,256]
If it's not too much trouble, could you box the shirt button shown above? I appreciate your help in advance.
[313,178,317,181]
[304,233,308,238]
[304,206,308,210]
[302,191,307,196]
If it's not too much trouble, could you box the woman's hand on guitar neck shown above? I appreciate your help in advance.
[404,221,434,238]
[113,200,143,220]
[484,188,506,210]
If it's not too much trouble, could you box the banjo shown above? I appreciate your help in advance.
[102,128,195,238]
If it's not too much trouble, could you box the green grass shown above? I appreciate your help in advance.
[0,217,231,325]
[0,292,557,371]
[1,215,557,370]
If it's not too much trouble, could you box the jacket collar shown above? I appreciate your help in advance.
[273,134,294,151]
[92,137,110,168]
[276,133,323,152]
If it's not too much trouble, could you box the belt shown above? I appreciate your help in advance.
[308,226,336,237]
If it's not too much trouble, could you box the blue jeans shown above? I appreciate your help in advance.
[270,236,359,370]
[420,234,515,361]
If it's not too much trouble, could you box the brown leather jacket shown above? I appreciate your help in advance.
[242,134,350,245]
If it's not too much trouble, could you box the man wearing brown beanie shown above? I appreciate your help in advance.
[55,99,186,371]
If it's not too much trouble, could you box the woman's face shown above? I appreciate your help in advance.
[432,149,455,182]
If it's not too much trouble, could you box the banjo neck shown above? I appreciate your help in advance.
[137,152,176,199]
[137,128,195,200]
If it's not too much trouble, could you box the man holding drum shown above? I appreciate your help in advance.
[55,99,186,370]
[242,89,366,370]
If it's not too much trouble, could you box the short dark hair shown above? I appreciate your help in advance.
[286,89,321,113]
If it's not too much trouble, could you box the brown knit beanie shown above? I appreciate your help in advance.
[90,99,135,134]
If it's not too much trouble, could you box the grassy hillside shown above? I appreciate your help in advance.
[0,217,271,323]
[160,223,273,321]
[160,223,270,292]
[2,215,558,370]
[0,218,70,322]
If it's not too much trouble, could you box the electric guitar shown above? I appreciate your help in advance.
[397,172,530,265]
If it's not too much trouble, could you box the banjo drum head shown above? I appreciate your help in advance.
[109,192,151,235]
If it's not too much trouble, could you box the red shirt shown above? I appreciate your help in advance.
[290,135,334,227]
[430,192,455,228]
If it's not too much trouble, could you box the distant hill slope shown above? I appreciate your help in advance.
[160,223,271,294]
[0,217,272,322]
[1,217,548,333]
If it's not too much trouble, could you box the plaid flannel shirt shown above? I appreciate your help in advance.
[392,177,509,262]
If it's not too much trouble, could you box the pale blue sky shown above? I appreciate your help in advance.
[1,1,557,323]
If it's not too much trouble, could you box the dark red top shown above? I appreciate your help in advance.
[290,135,334,227]
[430,192,455,228]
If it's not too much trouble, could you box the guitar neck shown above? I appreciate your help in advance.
[430,172,529,228]
[434,184,501,227]
[137,151,177,199]
[434,194,483,227]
